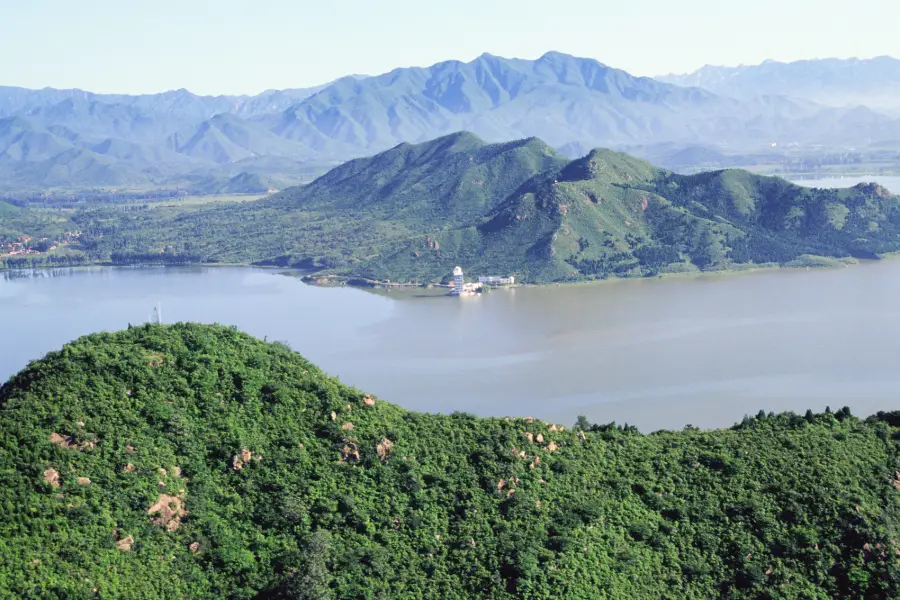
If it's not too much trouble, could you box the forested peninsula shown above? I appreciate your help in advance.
[2,323,900,598]
[2,132,899,284]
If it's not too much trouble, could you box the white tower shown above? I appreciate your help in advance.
[452,266,464,296]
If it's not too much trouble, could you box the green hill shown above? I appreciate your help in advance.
[7,132,900,281]
[255,134,900,283]
[1,323,900,598]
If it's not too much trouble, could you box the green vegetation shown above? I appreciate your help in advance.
[3,132,900,283]
[2,323,900,598]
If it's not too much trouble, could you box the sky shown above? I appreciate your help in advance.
[2,0,899,96]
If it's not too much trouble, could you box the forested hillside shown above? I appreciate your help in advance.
[1,323,899,598]
[6,132,897,284]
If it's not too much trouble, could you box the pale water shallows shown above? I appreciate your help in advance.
[2,263,900,431]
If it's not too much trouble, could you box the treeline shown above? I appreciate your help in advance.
[109,251,206,266]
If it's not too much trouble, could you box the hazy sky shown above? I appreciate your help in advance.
[3,0,898,95]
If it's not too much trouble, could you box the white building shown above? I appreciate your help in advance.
[478,275,515,286]
[449,266,482,296]
[452,266,465,295]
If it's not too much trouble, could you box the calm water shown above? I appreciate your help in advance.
[2,264,900,431]
[790,175,900,191]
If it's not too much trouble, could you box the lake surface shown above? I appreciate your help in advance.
[2,264,900,431]
[790,174,900,191]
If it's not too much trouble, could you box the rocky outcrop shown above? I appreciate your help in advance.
[43,468,60,488]
[148,493,187,531]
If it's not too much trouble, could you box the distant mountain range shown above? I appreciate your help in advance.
[660,56,900,113]
[1,53,900,190]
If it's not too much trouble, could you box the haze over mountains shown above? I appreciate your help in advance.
[660,56,900,113]
[1,53,899,190]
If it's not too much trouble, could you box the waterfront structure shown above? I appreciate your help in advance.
[449,266,482,296]
[452,266,465,295]
[478,275,516,286]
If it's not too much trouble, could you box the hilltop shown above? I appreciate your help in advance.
[1,323,899,598]
[5,132,900,282]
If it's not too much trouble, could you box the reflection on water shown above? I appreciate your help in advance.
[2,263,900,431]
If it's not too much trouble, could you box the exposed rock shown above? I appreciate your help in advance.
[123,464,136,473]
[341,422,354,431]
[126,445,136,453]
[50,432,96,451]
[536,434,544,444]
[241,449,253,463]
[158,468,167,478]
[363,396,376,407]
[43,468,60,488]
[535,500,542,508]
[497,479,506,492]
[76,421,85,427]
[341,442,360,463]
[76,477,91,485]
[116,535,134,551]
[189,542,201,554]
[147,493,187,531]
[376,438,394,461]
[49,432,75,449]
[524,432,534,443]
[549,424,559,432]
[524,417,535,424]
[232,455,244,471]
[518,451,527,459]
[172,466,182,477]
[507,489,516,497]
[893,472,900,490]
[547,442,558,452]
[330,411,337,421]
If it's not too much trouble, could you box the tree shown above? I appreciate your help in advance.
[692,228,726,269]
[284,531,334,600]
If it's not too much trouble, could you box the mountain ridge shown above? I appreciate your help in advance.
[660,56,900,113]
[4,53,900,189]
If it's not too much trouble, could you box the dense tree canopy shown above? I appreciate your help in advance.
[1,323,899,598]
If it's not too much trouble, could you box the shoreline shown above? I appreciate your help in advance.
[3,252,894,289]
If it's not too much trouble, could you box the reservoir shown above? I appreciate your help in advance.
[3,261,900,431]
